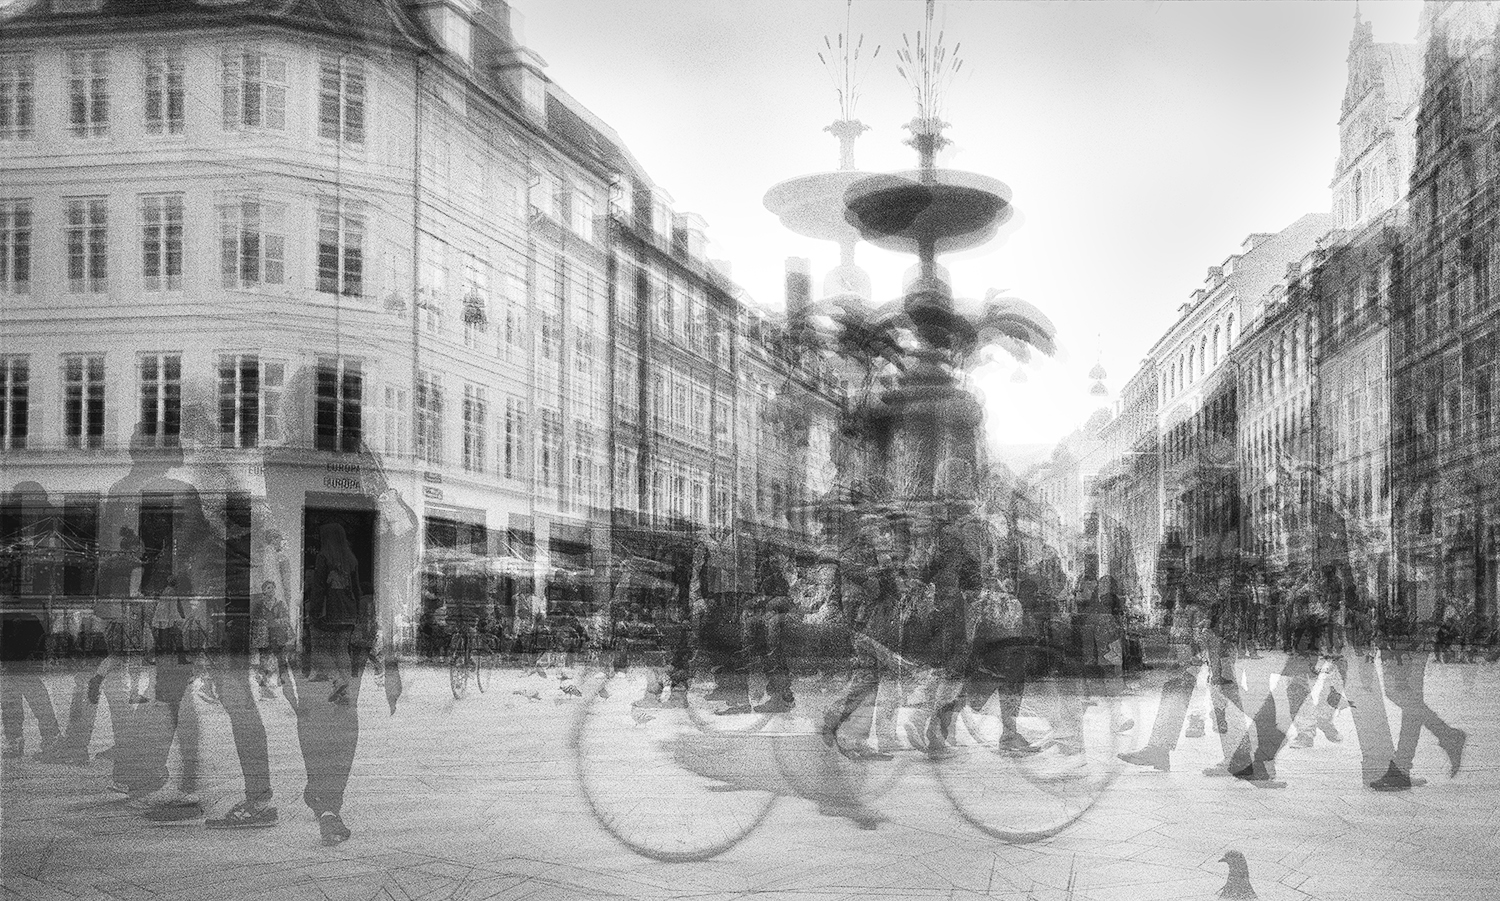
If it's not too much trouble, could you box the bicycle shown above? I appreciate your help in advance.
[445,623,493,699]
[570,629,1129,861]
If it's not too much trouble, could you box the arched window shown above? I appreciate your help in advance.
[1213,326,1222,363]
[1353,170,1364,221]
[1227,314,1236,347]
[1290,326,1299,368]
[1187,348,1195,383]
[1201,336,1209,374]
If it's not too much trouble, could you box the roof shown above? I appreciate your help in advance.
[0,0,432,49]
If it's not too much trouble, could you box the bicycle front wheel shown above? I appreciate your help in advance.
[934,672,1124,842]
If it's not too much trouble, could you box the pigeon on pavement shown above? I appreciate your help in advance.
[1218,850,1256,899]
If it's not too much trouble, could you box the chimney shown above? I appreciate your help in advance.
[785,257,811,317]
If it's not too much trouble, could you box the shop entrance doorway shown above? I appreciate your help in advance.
[301,507,377,644]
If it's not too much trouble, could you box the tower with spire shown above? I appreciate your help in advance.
[1331,1,1420,232]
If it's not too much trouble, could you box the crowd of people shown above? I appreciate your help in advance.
[2,458,1493,853]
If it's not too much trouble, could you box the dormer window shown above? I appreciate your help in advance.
[442,9,472,66]
[522,69,545,121]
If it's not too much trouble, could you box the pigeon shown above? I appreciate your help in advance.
[1217,850,1256,899]
[513,688,541,702]
[560,683,583,697]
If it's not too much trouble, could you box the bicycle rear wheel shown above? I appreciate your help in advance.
[571,671,777,861]
[449,635,472,700]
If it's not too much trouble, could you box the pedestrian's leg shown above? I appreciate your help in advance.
[1,660,23,755]
[824,655,880,752]
[212,654,273,806]
[1143,664,1198,751]
[13,661,61,752]
[59,670,97,763]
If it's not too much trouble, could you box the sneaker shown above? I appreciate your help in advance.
[753,695,795,714]
[1290,732,1314,749]
[715,704,755,715]
[1184,714,1206,738]
[1318,721,1343,743]
[142,795,204,823]
[840,745,895,761]
[206,800,278,829]
[1370,762,1426,792]
[318,811,351,846]
[999,733,1043,755]
[1118,746,1171,771]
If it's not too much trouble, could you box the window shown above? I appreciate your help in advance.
[138,353,181,448]
[651,374,665,432]
[0,356,28,450]
[219,198,286,288]
[571,419,592,503]
[316,201,364,296]
[713,396,730,449]
[318,55,365,144]
[462,383,487,473]
[0,54,35,141]
[63,354,105,449]
[140,193,184,292]
[416,371,443,465]
[382,384,409,456]
[0,200,30,295]
[143,48,184,136]
[461,252,488,347]
[570,187,595,242]
[315,357,362,453]
[539,408,561,489]
[530,167,559,220]
[615,445,638,511]
[521,69,545,119]
[618,352,638,425]
[218,354,284,448]
[692,477,706,524]
[539,312,560,361]
[1477,372,1493,436]
[672,379,688,435]
[222,48,286,131]
[690,386,707,442]
[67,50,109,138]
[65,198,108,294]
[503,396,526,481]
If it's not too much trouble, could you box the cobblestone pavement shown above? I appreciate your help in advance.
[3,656,1498,900]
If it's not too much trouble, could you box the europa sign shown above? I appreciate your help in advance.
[323,461,365,493]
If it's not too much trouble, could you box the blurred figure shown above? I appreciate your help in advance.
[307,523,363,701]
[747,548,796,714]
[1,482,64,762]
[822,514,902,760]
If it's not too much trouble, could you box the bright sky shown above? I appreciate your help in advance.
[512,0,1424,450]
